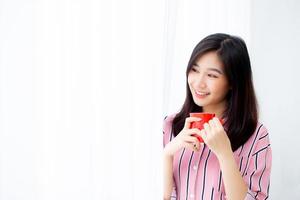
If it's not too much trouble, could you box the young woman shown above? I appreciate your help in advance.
[163,33,272,200]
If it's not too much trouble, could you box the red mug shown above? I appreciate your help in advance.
[189,112,216,142]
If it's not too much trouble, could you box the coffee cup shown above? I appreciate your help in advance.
[190,112,215,142]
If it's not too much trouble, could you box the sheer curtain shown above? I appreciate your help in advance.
[0,0,165,199]
[0,0,251,199]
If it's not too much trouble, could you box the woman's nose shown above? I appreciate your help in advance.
[195,75,206,88]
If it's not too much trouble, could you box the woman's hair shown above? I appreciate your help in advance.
[172,33,258,151]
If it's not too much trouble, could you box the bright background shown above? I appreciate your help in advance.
[0,0,299,199]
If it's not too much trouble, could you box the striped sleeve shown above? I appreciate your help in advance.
[163,114,175,148]
[163,115,170,148]
[162,114,177,199]
[243,126,272,200]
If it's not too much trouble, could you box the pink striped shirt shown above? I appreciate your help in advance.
[163,113,272,200]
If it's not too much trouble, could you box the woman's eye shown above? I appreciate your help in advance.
[208,74,218,78]
[191,68,198,72]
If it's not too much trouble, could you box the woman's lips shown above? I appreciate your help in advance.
[195,90,210,99]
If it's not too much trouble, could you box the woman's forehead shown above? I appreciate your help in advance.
[194,51,224,69]
[193,53,224,74]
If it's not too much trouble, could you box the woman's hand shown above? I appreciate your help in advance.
[163,117,202,157]
[198,117,232,158]
[198,117,249,200]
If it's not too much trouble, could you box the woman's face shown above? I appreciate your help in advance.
[188,51,230,115]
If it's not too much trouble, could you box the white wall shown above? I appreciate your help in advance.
[0,0,165,199]
[251,0,300,198]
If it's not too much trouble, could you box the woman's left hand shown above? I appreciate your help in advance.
[198,117,232,158]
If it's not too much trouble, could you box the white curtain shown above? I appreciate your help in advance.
[0,0,165,199]
[0,0,251,199]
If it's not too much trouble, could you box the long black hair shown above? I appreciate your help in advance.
[172,33,258,151]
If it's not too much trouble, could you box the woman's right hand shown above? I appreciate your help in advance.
[163,117,202,157]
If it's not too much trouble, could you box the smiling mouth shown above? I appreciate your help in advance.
[195,90,210,98]
[195,91,210,95]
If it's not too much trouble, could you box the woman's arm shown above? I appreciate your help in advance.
[162,116,202,199]
[163,150,174,200]
[217,149,247,200]
[199,118,248,200]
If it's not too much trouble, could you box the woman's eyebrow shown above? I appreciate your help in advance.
[207,68,223,75]
[193,63,223,74]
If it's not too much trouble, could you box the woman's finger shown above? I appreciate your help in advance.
[208,119,217,129]
[183,135,200,144]
[182,135,200,150]
[184,117,202,129]
[199,129,207,143]
[212,117,223,128]
[185,128,202,136]
[203,122,211,133]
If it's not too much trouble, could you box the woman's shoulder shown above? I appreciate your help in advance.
[163,113,178,146]
[238,121,271,155]
[253,122,269,140]
[162,112,178,132]
[163,112,178,123]
[244,122,270,145]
